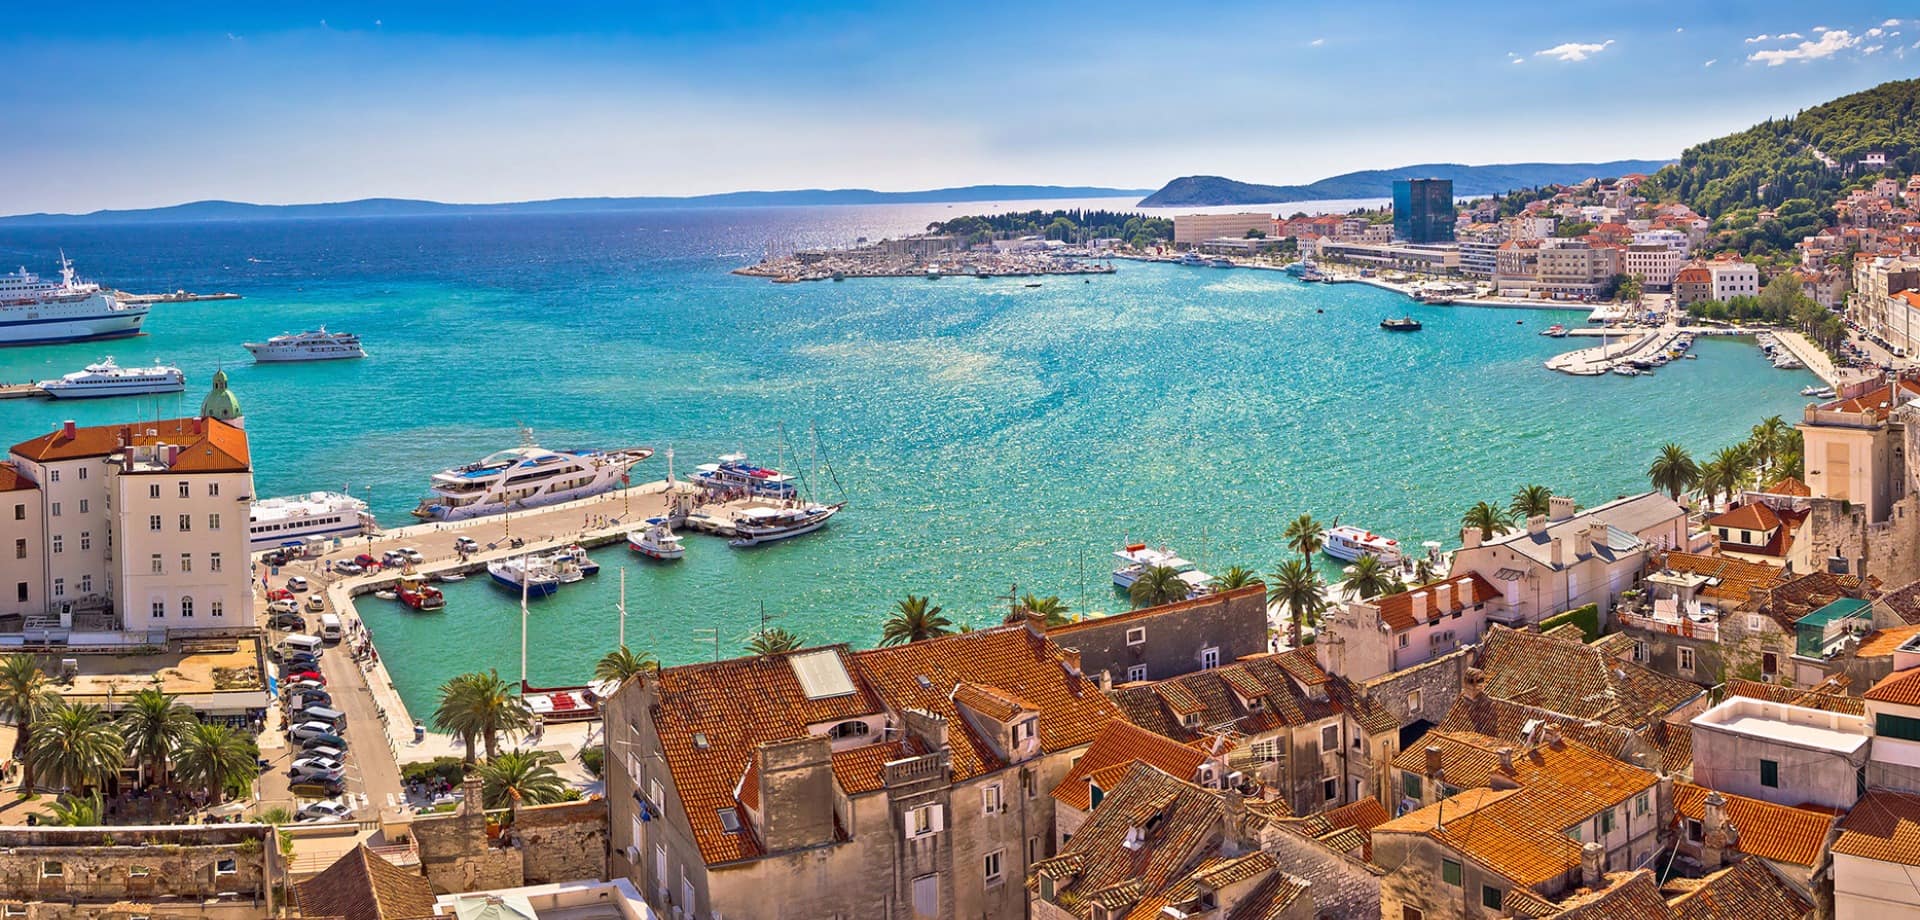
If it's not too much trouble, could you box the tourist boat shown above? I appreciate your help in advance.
[1109,544,1213,599]
[397,576,445,611]
[250,492,377,550]
[0,254,148,347]
[926,266,943,279]
[1803,386,1836,399]
[728,502,845,547]
[691,453,798,500]
[1380,317,1422,332]
[1178,253,1207,266]
[1321,525,1403,565]
[627,520,686,560]
[487,555,561,597]
[436,571,468,582]
[1207,258,1234,268]
[243,327,366,362]
[1541,324,1569,338]
[412,430,653,521]
[1612,366,1641,377]
[551,545,599,576]
[37,356,184,399]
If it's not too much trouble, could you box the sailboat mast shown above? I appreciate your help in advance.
[618,568,628,649]
[519,567,530,687]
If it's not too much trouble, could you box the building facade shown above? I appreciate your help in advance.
[1046,585,1267,685]
[1174,213,1276,247]
[1393,178,1455,244]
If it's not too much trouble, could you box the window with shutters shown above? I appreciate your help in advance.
[1760,759,1779,788]
[982,783,1002,815]
[1878,714,1920,741]
[1401,772,1422,799]
[906,804,943,839]
[1482,886,1503,910]
[1442,859,1461,886]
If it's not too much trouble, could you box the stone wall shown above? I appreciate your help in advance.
[1048,586,1268,684]
[1257,827,1382,919]
[1800,495,1920,588]
[413,778,524,894]
[0,827,274,908]
[2,900,268,920]
[1361,647,1471,730]
[512,798,609,884]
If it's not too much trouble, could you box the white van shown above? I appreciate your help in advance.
[278,634,324,659]
[318,613,343,642]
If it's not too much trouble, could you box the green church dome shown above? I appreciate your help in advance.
[200,369,242,421]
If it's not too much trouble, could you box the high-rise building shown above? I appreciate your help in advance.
[1392,178,1456,244]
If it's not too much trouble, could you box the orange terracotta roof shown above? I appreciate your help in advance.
[296,844,437,920]
[0,462,35,493]
[1052,721,1210,812]
[1835,790,1920,865]
[952,681,1034,722]
[854,624,1124,783]
[1656,553,1787,604]
[1477,626,1703,728]
[1707,502,1782,535]
[1765,476,1813,497]
[1109,651,1348,743]
[1865,668,1920,706]
[1854,625,1920,658]
[829,737,925,796]
[1373,572,1501,632]
[1393,731,1658,834]
[1377,787,1586,887]
[1031,763,1226,919]
[1880,580,1920,626]
[10,416,250,473]
[1672,783,1836,867]
[1048,585,1266,636]
[1823,375,1920,414]
[1666,859,1813,920]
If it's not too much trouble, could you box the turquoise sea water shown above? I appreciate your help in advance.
[0,204,1820,716]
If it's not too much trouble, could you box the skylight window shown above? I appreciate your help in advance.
[790,649,858,699]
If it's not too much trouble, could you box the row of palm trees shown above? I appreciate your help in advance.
[0,654,260,822]
[1647,416,1803,509]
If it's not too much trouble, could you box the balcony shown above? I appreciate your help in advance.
[1616,609,1719,642]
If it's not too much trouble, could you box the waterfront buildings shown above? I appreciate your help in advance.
[2,376,255,638]
[1674,262,1714,307]
[1625,242,1685,291]
[1709,259,1761,302]
[1304,238,1460,274]
[1851,255,1920,357]
[1793,372,1920,584]
[1447,492,1689,625]
[1532,238,1623,299]
[1392,178,1455,244]
[1173,213,1275,247]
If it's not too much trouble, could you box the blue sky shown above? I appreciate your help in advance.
[5,1,1918,213]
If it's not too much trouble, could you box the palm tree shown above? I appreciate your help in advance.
[1129,566,1190,608]
[478,749,569,817]
[880,595,954,645]
[1461,502,1514,539]
[44,791,104,826]
[1749,416,1789,471]
[434,671,530,762]
[1009,594,1072,626]
[1267,558,1325,649]
[1346,555,1395,600]
[171,722,257,806]
[1414,557,1438,585]
[0,653,51,791]
[1283,514,1325,567]
[25,701,125,794]
[118,688,195,788]
[745,627,805,656]
[1509,484,1553,520]
[1647,443,1699,502]
[1208,566,1265,592]
[593,646,658,684]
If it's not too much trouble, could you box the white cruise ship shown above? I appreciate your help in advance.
[0,255,148,346]
[250,492,377,550]
[37,357,184,399]
[412,431,653,521]
[1321,525,1403,565]
[243,327,366,362]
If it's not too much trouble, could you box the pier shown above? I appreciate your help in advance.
[0,383,45,400]
[119,290,244,304]
[1545,326,1676,376]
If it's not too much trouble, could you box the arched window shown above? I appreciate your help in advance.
[180,595,194,618]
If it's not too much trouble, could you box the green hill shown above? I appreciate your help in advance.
[1640,78,1920,228]
[1138,160,1672,207]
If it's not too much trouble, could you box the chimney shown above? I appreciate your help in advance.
[1424,745,1444,776]
[1586,522,1609,557]
[1551,537,1565,568]
[1410,591,1428,621]
[1462,666,1484,700]
[1701,791,1733,868]
[1435,582,1454,612]
[1542,722,1564,749]
[1098,669,1113,693]
[1221,787,1253,853]
[1580,842,1605,888]
[1461,526,1483,549]
[1457,578,1475,605]
[59,420,76,441]
[1550,496,1577,522]
[1024,609,1047,638]
[1497,747,1515,773]
[1656,773,1675,829]
[755,735,837,852]
[1527,514,1549,536]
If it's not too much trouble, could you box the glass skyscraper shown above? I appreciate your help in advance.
[1393,178,1456,244]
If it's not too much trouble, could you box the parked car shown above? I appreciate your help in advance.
[299,731,349,751]
[284,679,326,697]
[281,655,321,673]
[268,613,307,632]
[396,547,425,564]
[285,576,310,592]
[333,560,365,576]
[306,594,326,613]
[303,744,346,762]
[285,669,325,684]
[291,755,345,775]
[289,766,345,785]
[289,720,342,742]
[454,537,479,553]
[289,688,332,707]
[262,550,290,567]
[266,588,295,602]
[268,598,299,615]
[291,779,347,798]
[382,551,409,567]
[297,799,355,822]
[353,553,378,568]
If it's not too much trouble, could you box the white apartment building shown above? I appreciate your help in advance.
[1624,243,1684,291]
[1630,228,1692,255]
[1172,212,1274,246]
[1,466,42,615]
[1708,261,1760,302]
[1534,238,1621,298]
[5,406,255,640]
[1509,215,1556,241]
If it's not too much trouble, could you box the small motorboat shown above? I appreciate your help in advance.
[1612,366,1641,377]
[1380,317,1422,332]
[628,520,686,560]
[374,589,398,600]
[552,544,599,576]
[398,576,444,611]
[1542,324,1569,338]
[436,571,467,582]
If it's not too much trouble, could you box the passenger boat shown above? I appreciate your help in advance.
[37,357,184,399]
[1803,385,1836,399]
[1612,366,1641,377]
[487,555,561,597]
[250,492,376,550]
[1321,525,1403,565]
[1380,317,1422,332]
[1111,544,1214,598]
[1541,324,1569,338]
[627,520,686,560]
[551,545,599,576]
[397,576,445,611]
[727,503,844,547]
[1207,258,1234,268]
[243,327,366,362]
[412,429,653,521]
[691,453,799,500]
[0,254,148,347]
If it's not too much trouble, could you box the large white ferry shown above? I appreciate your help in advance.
[691,453,799,499]
[243,327,366,362]
[250,492,377,550]
[1321,525,1403,565]
[0,255,148,346]
[37,357,184,399]
[411,430,653,521]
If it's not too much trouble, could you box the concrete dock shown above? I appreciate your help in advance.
[0,383,45,400]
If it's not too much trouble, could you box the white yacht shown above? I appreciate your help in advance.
[628,519,686,560]
[727,502,844,548]
[691,453,799,499]
[249,492,376,550]
[1111,543,1213,598]
[487,555,561,597]
[411,430,653,521]
[1321,525,1403,565]
[243,327,366,362]
[0,255,147,346]
[37,357,184,399]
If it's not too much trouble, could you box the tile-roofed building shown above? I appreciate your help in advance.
[1669,782,1837,896]
[1664,858,1813,920]
[1317,571,1502,681]
[1433,689,1692,777]
[1474,625,1705,729]
[10,415,250,472]
[1047,584,1269,686]
[1833,790,1920,917]
[297,845,438,920]
[1795,369,1920,580]
[1656,552,1790,605]
[1052,720,1214,842]
[606,620,1125,920]
[1705,502,1795,560]
[1690,694,1869,811]
[0,462,33,493]
[1876,579,1920,626]
[1273,796,1391,861]
[1724,677,1865,715]
[1766,476,1813,498]
[1450,492,1688,627]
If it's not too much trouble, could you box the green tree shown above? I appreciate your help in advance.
[746,627,805,656]
[117,688,196,788]
[25,701,125,794]
[44,791,104,827]
[433,670,531,763]
[1208,566,1265,592]
[1461,502,1514,539]
[1283,514,1325,568]
[880,595,954,645]
[1129,566,1192,609]
[1747,416,1790,472]
[1346,555,1395,600]
[1648,443,1700,502]
[0,653,52,792]
[171,722,258,806]
[1011,594,1072,626]
[477,749,569,817]
[1509,484,1554,520]
[1267,559,1325,649]
[593,646,659,685]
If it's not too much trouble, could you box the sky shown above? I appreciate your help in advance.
[4,1,1919,214]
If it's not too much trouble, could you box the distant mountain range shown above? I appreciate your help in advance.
[1136,160,1674,207]
[0,184,1158,226]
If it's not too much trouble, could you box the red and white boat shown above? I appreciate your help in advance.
[1321,525,1403,565]
[627,519,686,560]
[397,576,445,611]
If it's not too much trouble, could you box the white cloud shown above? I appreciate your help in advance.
[1779,32,1803,39]
[1511,57,1525,65]
[1309,37,1325,46]
[1864,44,1885,54]
[1749,29,1860,65]
[1676,27,1685,33]
[1534,39,1614,62]
[1813,25,1829,32]
[1868,27,1885,37]
[1703,58,1717,67]
[1744,34,1771,43]
[1884,18,1903,27]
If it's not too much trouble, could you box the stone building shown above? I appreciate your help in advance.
[1613,551,1787,686]
[1050,719,1215,847]
[1046,585,1267,685]
[1795,378,1920,586]
[1667,782,1838,902]
[1316,572,1500,682]
[404,775,610,894]
[1713,571,1871,689]
[1447,492,1688,627]
[0,824,278,919]
[1691,695,1869,811]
